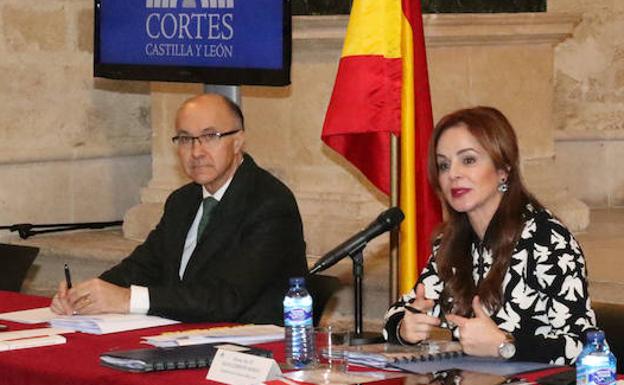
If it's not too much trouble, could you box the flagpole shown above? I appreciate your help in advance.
[389,134,399,304]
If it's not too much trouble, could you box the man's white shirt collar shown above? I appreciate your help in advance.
[202,177,231,202]
[201,156,243,201]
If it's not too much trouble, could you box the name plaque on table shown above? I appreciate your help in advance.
[206,349,282,385]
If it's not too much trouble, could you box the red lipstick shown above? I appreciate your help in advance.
[451,188,470,198]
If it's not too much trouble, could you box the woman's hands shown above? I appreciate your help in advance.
[399,287,508,356]
[399,283,441,344]
[446,295,507,357]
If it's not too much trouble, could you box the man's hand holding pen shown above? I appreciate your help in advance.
[51,266,131,316]
[50,265,74,316]
[65,278,131,315]
[399,283,442,344]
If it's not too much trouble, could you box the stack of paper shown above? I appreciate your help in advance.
[143,324,284,347]
[0,307,179,335]
[50,314,179,334]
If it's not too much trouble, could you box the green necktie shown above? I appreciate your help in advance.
[197,197,218,238]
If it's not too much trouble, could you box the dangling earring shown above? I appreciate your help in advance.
[498,179,508,193]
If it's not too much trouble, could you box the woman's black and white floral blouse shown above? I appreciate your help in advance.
[383,205,596,365]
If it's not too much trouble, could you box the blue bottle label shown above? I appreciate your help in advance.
[588,368,615,385]
[284,308,312,326]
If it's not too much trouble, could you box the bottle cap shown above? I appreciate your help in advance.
[289,277,305,286]
[586,330,604,343]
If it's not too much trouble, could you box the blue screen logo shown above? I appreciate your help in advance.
[99,0,283,69]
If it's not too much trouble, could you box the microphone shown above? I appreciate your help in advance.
[309,207,405,275]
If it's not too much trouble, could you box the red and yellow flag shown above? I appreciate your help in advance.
[321,0,441,293]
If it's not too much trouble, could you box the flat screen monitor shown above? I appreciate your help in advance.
[94,0,291,86]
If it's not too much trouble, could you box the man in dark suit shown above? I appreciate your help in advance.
[51,94,307,324]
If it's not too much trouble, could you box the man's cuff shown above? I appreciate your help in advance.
[129,285,150,314]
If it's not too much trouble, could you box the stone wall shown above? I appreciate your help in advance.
[0,0,152,237]
[550,0,624,208]
[551,0,624,133]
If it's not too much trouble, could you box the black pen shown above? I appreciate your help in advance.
[64,264,72,289]
[405,305,421,314]
[405,304,453,328]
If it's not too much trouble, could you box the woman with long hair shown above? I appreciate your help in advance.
[383,106,595,364]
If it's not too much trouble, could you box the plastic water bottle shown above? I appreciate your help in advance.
[576,330,616,385]
[284,277,315,369]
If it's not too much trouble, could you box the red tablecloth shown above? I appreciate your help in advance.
[0,291,410,385]
[0,291,578,385]
[0,291,290,385]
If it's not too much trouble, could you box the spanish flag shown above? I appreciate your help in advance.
[321,0,441,293]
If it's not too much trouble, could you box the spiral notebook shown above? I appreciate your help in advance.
[390,355,558,376]
[100,342,272,372]
[334,340,464,368]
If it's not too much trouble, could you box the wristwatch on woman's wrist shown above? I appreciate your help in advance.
[497,332,516,359]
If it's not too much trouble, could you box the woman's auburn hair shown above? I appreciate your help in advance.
[427,106,542,316]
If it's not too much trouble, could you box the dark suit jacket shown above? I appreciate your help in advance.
[100,154,308,324]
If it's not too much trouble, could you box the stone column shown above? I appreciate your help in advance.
[123,82,201,240]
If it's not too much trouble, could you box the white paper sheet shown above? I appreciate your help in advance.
[50,313,179,334]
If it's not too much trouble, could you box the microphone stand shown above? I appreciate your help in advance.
[348,246,384,345]
[0,221,123,239]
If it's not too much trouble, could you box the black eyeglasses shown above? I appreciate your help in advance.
[171,129,242,148]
